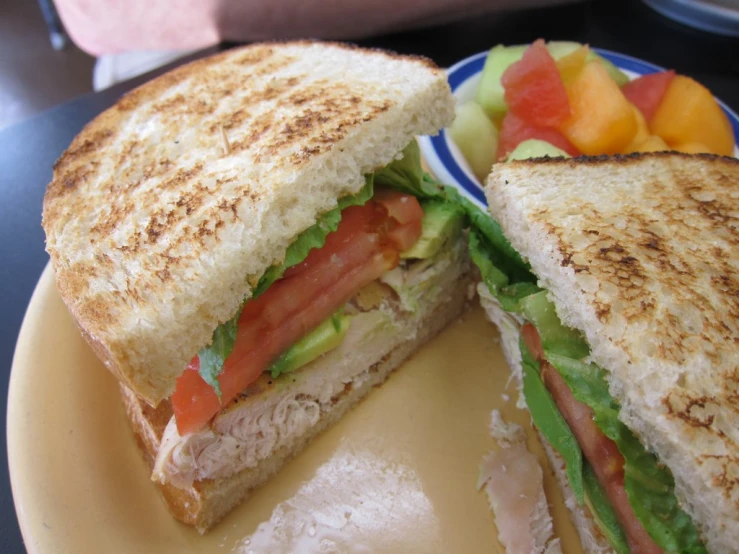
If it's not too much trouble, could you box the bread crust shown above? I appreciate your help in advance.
[486,153,739,553]
[121,271,472,533]
[42,41,454,405]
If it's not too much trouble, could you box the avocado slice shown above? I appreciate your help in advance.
[401,200,465,260]
[269,311,352,378]
[507,139,570,161]
[520,290,589,359]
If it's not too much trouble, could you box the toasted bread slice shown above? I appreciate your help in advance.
[485,153,739,553]
[121,252,473,533]
[42,41,454,406]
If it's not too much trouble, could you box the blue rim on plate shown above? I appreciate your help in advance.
[419,49,739,208]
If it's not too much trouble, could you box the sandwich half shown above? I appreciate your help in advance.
[42,41,474,531]
[475,153,738,554]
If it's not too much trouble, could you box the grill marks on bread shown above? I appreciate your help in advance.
[42,41,454,405]
[486,153,739,553]
[502,154,738,367]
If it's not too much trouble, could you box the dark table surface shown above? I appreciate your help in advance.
[1,0,737,551]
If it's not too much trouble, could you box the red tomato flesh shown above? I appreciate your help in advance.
[373,188,425,224]
[171,191,423,435]
[622,70,675,122]
[497,111,580,160]
[387,220,423,251]
[502,39,571,127]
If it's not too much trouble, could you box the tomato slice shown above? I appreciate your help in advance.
[497,111,580,160]
[171,191,423,435]
[281,192,421,279]
[252,232,381,330]
[502,39,571,128]
[622,70,675,122]
[282,204,382,280]
[521,322,545,360]
[387,220,422,251]
[373,189,425,224]
[172,249,398,435]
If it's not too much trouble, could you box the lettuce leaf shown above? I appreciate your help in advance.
[197,317,239,397]
[374,141,444,198]
[469,228,541,312]
[442,185,532,282]
[469,228,509,291]
[376,141,536,310]
[545,352,707,553]
[197,175,374,398]
[376,140,534,284]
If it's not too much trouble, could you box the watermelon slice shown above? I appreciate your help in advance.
[498,111,580,160]
[622,70,676,122]
[502,39,571,127]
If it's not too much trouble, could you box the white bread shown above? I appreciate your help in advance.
[42,41,454,406]
[478,286,614,554]
[485,153,739,553]
[122,262,473,533]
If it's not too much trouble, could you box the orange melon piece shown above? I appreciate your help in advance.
[650,75,735,156]
[559,61,637,155]
[625,135,669,154]
[623,103,650,153]
[556,45,589,86]
[671,141,713,154]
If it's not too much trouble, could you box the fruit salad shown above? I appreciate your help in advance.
[449,39,736,182]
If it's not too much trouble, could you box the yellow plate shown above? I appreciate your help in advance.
[8,264,583,553]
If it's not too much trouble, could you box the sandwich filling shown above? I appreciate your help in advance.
[170,180,423,435]
[165,142,472,438]
[470,216,707,553]
[154,235,469,486]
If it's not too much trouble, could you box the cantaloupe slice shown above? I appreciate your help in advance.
[559,61,637,155]
[556,46,589,86]
[671,141,713,154]
[623,103,650,153]
[626,135,669,154]
[650,75,734,156]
